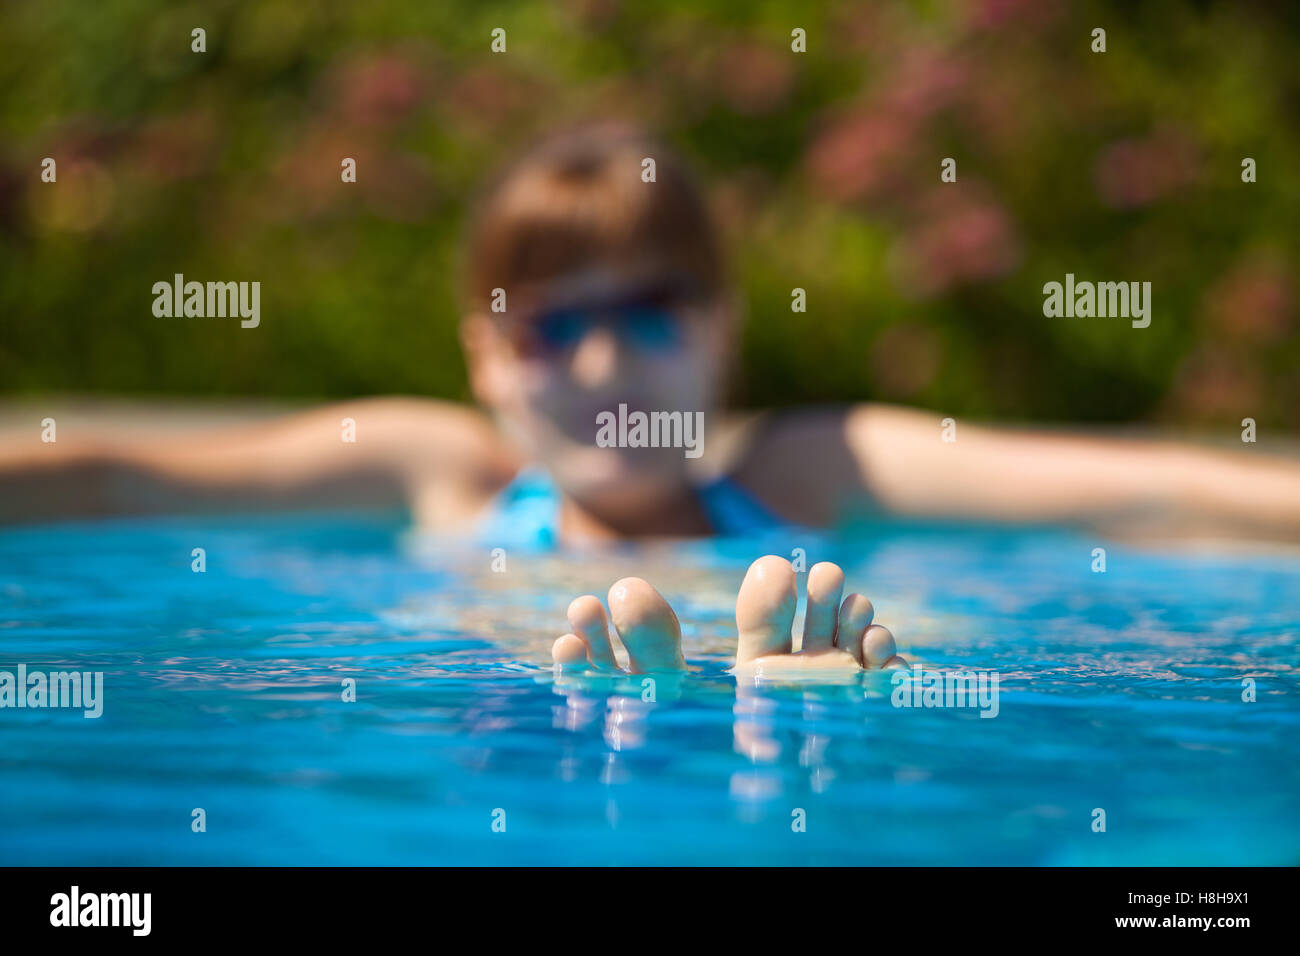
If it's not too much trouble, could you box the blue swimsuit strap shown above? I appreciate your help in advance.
[695,473,784,535]
[474,467,564,549]
[476,467,784,547]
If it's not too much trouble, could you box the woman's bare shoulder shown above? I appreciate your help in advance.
[314,395,521,484]
[719,406,864,526]
[328,397,521,526]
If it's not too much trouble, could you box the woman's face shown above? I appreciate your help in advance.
[464,264,731,514]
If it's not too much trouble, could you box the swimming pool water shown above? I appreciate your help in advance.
[1,513,1297,865]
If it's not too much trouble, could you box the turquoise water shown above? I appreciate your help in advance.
[1,512,1297,865]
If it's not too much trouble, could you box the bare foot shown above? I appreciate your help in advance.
[732,555,906,679]
[552,557,906,679]
[552,577,687,674]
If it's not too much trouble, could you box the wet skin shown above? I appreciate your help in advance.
[551,555,907,678]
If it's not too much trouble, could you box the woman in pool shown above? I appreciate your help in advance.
[4,122,1298,674]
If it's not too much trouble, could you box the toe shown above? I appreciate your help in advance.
[607,577,686,673]
[800,562,844,653]
[861,624,898,669]
[552,633,589,670]
[567,595,618,669]
[834,593,875,666]
[736,555,796,664]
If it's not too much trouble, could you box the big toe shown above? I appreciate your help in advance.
[608,577,686,673]
[735,555,796,665]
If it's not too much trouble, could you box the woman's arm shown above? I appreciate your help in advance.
[0,398,516,527]
[740,404,1300,540]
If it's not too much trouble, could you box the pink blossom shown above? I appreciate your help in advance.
[894,188,1021,296]
[1204,254,1294,343]
[805,107,917,202]
[1094,129,1200,209]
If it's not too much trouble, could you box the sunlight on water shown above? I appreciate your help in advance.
[1,513,1297,864]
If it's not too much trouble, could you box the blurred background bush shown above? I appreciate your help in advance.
[1,0,1296,427]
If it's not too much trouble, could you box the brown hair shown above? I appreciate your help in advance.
[462,121,726,311]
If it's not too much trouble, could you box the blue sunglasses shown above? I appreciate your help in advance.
[533,303,684,353]
[508,298,692,358]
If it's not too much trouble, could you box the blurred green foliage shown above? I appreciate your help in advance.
[1,0,1297,426]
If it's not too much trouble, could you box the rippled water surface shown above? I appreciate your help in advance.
[1,512,1297,865]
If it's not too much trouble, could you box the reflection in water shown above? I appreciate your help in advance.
[550,668,879,820]
[548,671,690,824]
[731,681,784,813]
